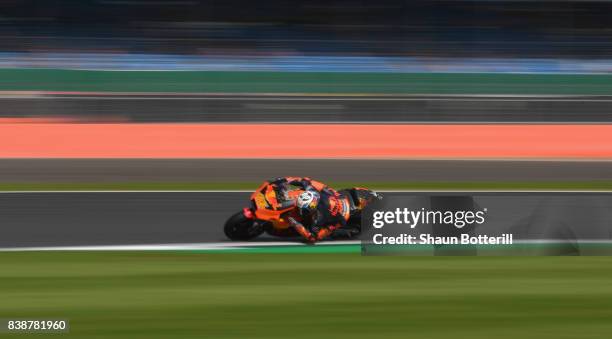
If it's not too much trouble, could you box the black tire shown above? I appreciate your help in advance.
[224,211,264,241]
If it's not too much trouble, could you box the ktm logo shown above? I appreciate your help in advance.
[328,196,345,216]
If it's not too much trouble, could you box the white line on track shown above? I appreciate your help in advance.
[2,239,611,252]
[0,240,361,252]
[3,92,612,98]
[5,96,612,102]
[0,190,611,194]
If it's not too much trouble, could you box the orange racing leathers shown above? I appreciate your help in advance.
[276,177,352,243]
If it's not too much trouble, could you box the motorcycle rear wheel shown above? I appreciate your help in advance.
[224,211,264,240]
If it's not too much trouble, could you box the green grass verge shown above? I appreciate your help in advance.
[1,252,612,338]
[1,181,612,191]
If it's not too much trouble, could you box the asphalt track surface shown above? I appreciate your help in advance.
[0,192,249,248]
[2,94,612,122]
[2,192,611,249]
[1,159,611,183]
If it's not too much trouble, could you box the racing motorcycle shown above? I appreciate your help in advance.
[224,179,380,241]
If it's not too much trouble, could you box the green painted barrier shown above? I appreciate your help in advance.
[1,69,611,94]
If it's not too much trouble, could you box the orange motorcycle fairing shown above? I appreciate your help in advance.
[248,181,304,230]
[234,180,377,239]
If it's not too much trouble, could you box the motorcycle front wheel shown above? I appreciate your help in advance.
[224,211,264,240]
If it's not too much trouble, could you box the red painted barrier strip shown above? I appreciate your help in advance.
[0,124,610,159]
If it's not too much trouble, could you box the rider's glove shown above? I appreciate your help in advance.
[289,217,316,242]
[288,217,299,226]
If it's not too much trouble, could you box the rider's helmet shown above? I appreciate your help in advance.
[297,190,320,215]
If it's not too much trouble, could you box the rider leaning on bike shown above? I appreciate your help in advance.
[273,176,374,243]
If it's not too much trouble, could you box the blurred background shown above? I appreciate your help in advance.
[2,0,612,71]
[0,0,610,242]
[2,3,612,338]
[0,0,611,186]
[0,0,611,181]
[3,1,612,60]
